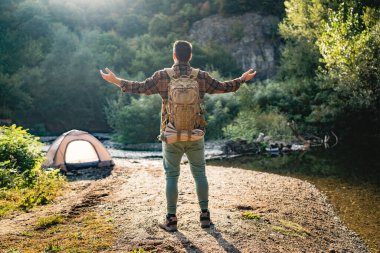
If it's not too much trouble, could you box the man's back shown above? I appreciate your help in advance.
[119,62,244,99]
[100,40,256,232]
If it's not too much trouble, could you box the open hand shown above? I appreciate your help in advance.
[100,68,121,86]
[241,69,257,82]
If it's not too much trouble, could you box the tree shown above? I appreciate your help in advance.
[105,95,162,144]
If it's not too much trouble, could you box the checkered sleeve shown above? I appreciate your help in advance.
[203,71,244,94]
[119,71,160,95]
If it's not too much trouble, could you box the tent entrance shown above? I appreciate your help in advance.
[65,140,99,168]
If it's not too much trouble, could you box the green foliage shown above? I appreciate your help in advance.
[230,21,244,42]
[0,125,67,216]
[317,6,380,114]
[241,212,261,220]
[0,125,43,184]
[0,0,242,134]
[0,165,66,216]
[36,214,65,229]
[45,243,62,253]
[0,161,25,190]
[233,0,380,146]
[3,0,379,149]
[105,95,162,144]
[148,13,172,37]
[278,40,320,80]
[116,14,148,38]
[223,109,293,143]
[129,249,151,253]
[204,93,239,140]
[18,168,66,210]
[278,0,324,80]
[218,0,285,17]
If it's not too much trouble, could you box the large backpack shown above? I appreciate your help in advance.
[162,68,205,141]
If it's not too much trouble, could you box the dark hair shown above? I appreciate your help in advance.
[173,40,192,62]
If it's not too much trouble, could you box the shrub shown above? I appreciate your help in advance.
[223,109,293,142]
[0,124,43,185]
[18,168,66,210]
[0,160,25,189]
[105,95,162,144]
[0,125,67,216]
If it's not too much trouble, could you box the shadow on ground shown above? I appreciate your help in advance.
[205,226,241,253]
[63,166,113,181]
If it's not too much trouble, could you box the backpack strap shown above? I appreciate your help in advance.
[190,68,200,79]
[164,68,177,79]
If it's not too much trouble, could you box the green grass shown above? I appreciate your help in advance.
[45,243,62,253]
[36,214,65,229]
[0,211,116,252]
[129,249,152,253]
[241,212,261,220]
[3,248,21,253]
[0,170,67,217]
[272,219,312,238]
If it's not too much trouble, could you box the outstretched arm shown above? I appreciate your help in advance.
[205,68,257,94]
[100,68,122,87]
[240,69,257,82]
[100,67,159,95]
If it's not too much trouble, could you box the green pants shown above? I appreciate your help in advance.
[162,138,208,214]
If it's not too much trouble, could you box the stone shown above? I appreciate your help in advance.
[189,12,282,79]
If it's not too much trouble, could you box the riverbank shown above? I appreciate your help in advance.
[0,158,369,252]
[208,155,380,253]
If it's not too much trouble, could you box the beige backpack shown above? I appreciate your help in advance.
[161,68,205,142]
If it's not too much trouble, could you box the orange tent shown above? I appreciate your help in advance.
[43,130,114,171]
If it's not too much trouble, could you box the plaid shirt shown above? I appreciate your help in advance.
[119,62,243,131]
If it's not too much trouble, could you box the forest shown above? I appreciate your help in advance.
[1,0,379,148]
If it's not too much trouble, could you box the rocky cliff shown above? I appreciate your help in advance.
[189,12,281,79]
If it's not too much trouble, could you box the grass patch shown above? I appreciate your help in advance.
[45,242,62,253]
[0,170,67,217]
[272,219,312,238]
[129,249,152,253]
[0,211,115,252]
[36,214,65,229]
[241,212,261,220]
[3,248,21,253]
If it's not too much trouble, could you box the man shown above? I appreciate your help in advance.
[100,40,256,232]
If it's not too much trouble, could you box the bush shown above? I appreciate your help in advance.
[0,125,67,216]
[223,109,293,142]
[204,93,239,140]
[0,161,25,189]
[0,124,43,172]
[105,95,162,144]
[0,125,43,187]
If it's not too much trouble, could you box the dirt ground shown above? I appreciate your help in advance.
[0,158,370,252]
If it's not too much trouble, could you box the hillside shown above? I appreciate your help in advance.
[190,12,281,79]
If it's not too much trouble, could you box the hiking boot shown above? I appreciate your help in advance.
[159,214,178,232]
[200,210,212,228]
